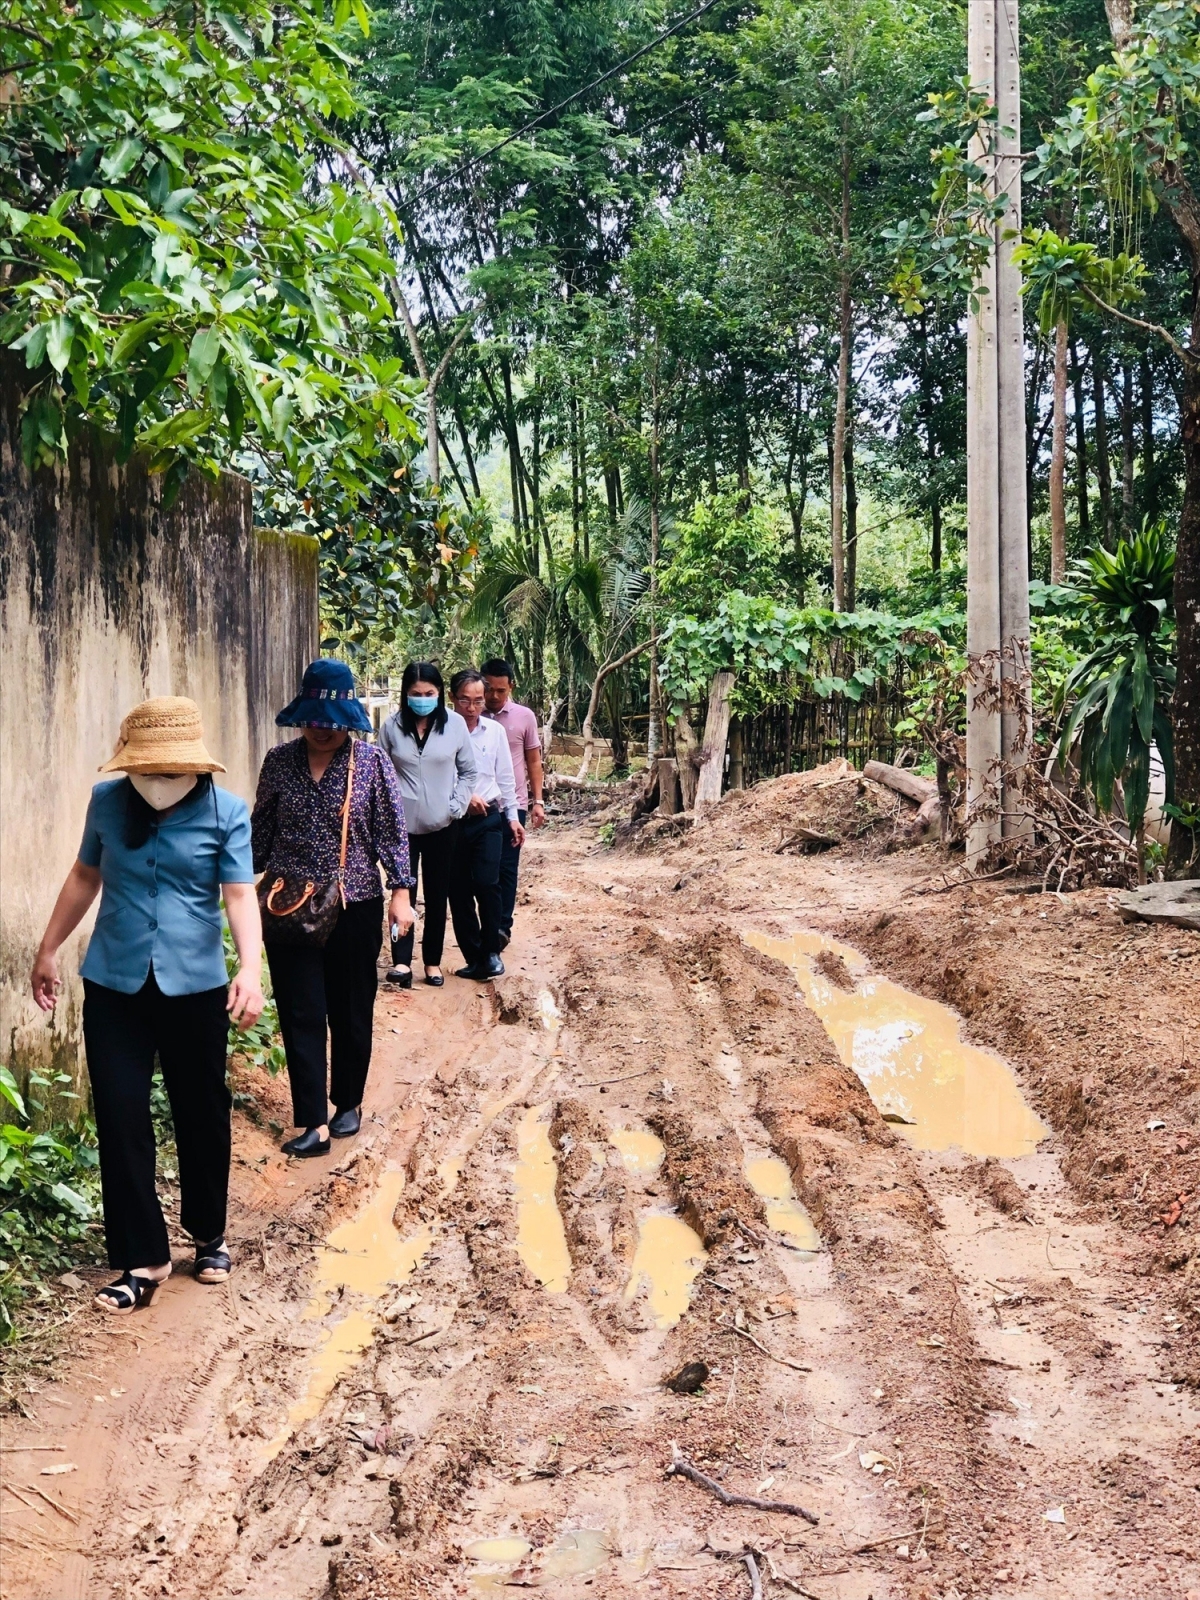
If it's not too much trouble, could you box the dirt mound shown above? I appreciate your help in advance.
[701,757,900,854]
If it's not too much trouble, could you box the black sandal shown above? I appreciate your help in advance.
[94,1271,163,1315]
[194,1238,231,1284]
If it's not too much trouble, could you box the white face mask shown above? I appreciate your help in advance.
[129,773,198,811]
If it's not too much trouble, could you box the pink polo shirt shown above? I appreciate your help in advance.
[485,700,540,809]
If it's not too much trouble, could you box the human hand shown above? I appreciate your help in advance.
[466,794,488,817]
[510,820,526,848]
[227,968,265,1028]
[389,889,415,935]
[529,800,546,830]
[31,947,60,1013]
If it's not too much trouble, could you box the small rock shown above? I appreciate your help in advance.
[320,1532,342,1547]
[665,1361,710,1395]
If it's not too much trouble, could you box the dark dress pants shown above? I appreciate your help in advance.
[82,972,231,1269]
[390,827,454,967]
[498,807,526,940]
[449,808,505,967]
[266,896,384,1128]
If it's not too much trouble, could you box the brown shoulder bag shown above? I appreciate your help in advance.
[258,741,356,947]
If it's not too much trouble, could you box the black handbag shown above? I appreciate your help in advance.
[258,742,355,947]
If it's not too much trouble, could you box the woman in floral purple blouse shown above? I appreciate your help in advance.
[252,659,414,1157]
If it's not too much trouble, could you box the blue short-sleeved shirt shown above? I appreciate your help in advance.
[78,778,255,996]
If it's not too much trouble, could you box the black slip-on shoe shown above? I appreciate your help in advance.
[455,962,481,979]
[329,1106,361,1139]
[282,1127,331,1157]
[477,954,505,980]
[385,966,413,988]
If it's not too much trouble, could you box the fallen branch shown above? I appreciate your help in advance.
[20,1482,78,1523]
[724,1323,813,1373]
[579,1066,659,1088]
[775,825,839,855]
[864,760,937,806]
[759,1549,824,1599]
[666,1452,819,1525]
[743,1551,763,1600]
[849,1526,927,1554]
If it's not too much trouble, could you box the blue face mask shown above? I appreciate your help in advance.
[407,693,439,716]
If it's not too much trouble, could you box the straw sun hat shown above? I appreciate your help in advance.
[98,697,227,775]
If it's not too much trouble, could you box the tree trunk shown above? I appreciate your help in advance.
[675,712,699,812]
[831,273,852,609]
[1141,351,1156,525]
[1092,344,1115,548]
[647,347,663,764]
[576,640,651,781]
[1170,356,1200,871]
[728,718,745,791]
[844,421,858,613]
[919,311,942,574]
[1121,362,1135,533]
[657,758,681,815]
[830,140,852,610]
[1050,318,1069,584]
[695,671,734,816]
[1070,335,1090,541]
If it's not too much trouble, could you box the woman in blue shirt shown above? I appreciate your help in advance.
[30,698,263,1314]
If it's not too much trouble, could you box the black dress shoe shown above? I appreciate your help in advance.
[282,1127,331,1157]
[329,1106,361,1139]
[424,972,445,987]
[496,931,511,953]
[385,966,413,988]
[478,953,505,980]
[455,962,480,979]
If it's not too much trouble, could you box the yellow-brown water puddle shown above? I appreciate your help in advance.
[262,1170,431,1459]
[466,1530,611,1589]
[610,1126,665,1176]
[624,1212,707,1327]
[744,1154,821,1251]
[514,1103,571,1293]
[746,930,1047,1159]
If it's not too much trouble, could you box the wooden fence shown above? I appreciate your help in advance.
[736,690,906,787]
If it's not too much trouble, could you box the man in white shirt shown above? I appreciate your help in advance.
[448,670,525,980]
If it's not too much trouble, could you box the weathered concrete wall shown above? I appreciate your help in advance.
[0,383,319,1089]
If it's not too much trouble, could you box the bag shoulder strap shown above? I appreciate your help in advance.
[337,739,356,907]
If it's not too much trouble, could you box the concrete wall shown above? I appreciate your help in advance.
[0,380,319,1089]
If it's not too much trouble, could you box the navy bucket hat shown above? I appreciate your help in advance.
[276,658,372,732]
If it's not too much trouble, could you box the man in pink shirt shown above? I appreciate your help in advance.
[481,658,545,946]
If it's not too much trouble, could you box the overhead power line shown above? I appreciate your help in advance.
[405,0,729,209]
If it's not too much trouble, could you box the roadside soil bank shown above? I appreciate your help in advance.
[1,766,1197,1600]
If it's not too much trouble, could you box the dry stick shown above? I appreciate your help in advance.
[665,1456,820,1526]
[760,1549,823,1600]
[579,1066,658,1088]
[850,1527,927,1554]
[0,1445,65,1452]
[743,1550,763,1600]
[2,1482,46,1517]
[20,1483,78,1523]
[725,1322,813,1373]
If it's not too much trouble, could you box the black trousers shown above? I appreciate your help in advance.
[266,896,384,1128]
[498,806,526,939]
[82,972,231,1269]
[449,808,505,966]
[391,827,454,967]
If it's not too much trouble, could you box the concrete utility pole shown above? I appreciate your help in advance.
[965,0,1032,866]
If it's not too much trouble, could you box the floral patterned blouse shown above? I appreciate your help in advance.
[251,737,413,902]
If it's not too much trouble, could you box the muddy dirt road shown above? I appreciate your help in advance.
[2,774,1198,1600]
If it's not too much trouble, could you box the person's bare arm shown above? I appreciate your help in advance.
[526,746,546,828]
[223,882,265,1027]
[31,862,103,1011]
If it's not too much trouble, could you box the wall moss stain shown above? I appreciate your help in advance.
[0,361,319,1091]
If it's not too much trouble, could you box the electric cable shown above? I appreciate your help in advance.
[401,0,729,210]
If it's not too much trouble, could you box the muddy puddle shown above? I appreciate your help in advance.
[748,929,1048,1159]
[263,1169,430,1458]
[744,1153,821,1250]
[466,1529,629,1588]
[610,1125,665,1176]
[514,1103,572,1292]
[624,1212,707,1327]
